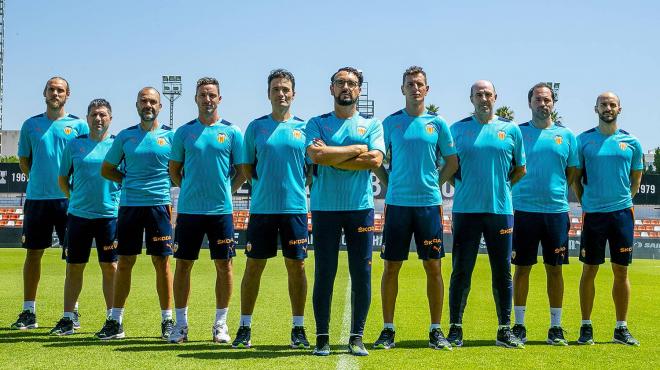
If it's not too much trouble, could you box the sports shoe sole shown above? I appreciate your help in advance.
[348,347,369,356]
[448,340,463,347]
[495,340,524,349]
[547,338,568,346]
[576,339,594,345]
[290,342,310,349]
[232,342,251,349]
[12,323,39,330]
[612,338,640,346]
[213,336,231,344]
[429,342,452,351]
[373,343,394,350]
[313,348,330,356]
[51,329,75,336]
[99,332,126,340]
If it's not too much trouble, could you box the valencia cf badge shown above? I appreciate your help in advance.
[497,130,506,140]
[357,126,367,135]
[292,129,302,139]
[554,135,563,145]
[217,133,227,143]
[426,124,435,134]
[619,142,628,150]
[157,137,166,146]
[64,126,73,135]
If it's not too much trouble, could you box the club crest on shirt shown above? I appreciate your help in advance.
[157,137,167,146]
[217,133,227,143]
[619,142,628,150]
[292,129,303,139]
[357,126,367,136]
[497,130,506,140]
[64,126,73,135]
[425,124,435,134]
[554,135,563,145]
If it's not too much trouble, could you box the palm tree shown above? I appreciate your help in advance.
[426,104,439,115]
[495,106,515,120]
[550,110,563,125]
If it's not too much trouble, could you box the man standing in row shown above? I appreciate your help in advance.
[167,77,245,344]
[50,99,121,335]
[96,87,175,340]
[511,83,578,345]
[373,66,457,350]
[448,80,526,349]
[573,92,643,346]
[12,77,88,330]
[306,67,385,356]
[233,69,310,349]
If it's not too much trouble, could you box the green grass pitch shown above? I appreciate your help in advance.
[0,248,658,369]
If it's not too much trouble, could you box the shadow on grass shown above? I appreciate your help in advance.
[395,339,498,348]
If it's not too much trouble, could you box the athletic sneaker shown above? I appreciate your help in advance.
[96,319,125,340]
[547,326,568,346]
[161,319,175,340]
[291,326,310,349]
[613,326,640,346]
[10,310,38,330]
[429,328,452,351]
[496,327,525,349]
[577,324,594,345]
[49,317,75,336]
[169,325,188,343]
[313,335,330,356]
[512,324,527,343]
[373,328,396,349]
[212,322,231,343]
[72,311,81,330]
[232,326,252,348]
[447,324,463,347]
[348,335,369,356]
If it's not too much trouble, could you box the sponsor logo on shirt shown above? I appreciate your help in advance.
[554,135,563,145]
[497,130,506,140]
[217,133,227,143]
[357,126,367,136]
[425,124,435,134]
[157,137,167,146]
[292,129,303,139]
[64,126,73,135]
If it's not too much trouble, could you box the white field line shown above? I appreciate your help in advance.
[336,277,359,370]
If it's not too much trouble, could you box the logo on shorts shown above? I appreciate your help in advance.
[217,133,227,143]
[288,238,307,246]
[425,124,435,134]
[497,130,506,140]
[172,242,178,253]
[21,234,26,244]
[357,226,375,233]
[619,142,628,151]
[292,129,303,139]
[64,126,73,135]
[581,248,586,257]
[157,137,167,146]
[152,235,172,242]
[103,243,117,251]
[554,135,563,145]
[246,242,252,252]
[217,238,233,245]
[511,251,517,260]
[499,227,513,235]
[423,238,442,246]
[619,246,633,253]
[357,126,367,136]
[554,246,567,254]
[381,244,386,253]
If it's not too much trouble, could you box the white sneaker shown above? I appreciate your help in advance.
[168,325,188,343]
[213,322,231,343]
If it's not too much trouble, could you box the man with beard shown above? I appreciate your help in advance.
[233,69,309,349]
[372,66,457,351]
[511,83,578,345]
[95,87,175,340]
[573,92,643,346]
[306,67,385,356]
[447,80,526,349]
[12,77,88,330]
[167,77,245,344]
[50,99,120,336]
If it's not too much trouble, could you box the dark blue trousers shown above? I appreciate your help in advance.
[311,209,373,337]
[449,213,513,325]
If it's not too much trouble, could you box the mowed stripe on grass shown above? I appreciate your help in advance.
[0,248,658,369]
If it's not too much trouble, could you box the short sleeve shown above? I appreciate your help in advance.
[104,132,124,165]
[236,122,255,165]
[567,130,579,168]
[59,141,73,177]
[368,119,386,155]
[304,117,321,148]
[17,120,32,158]
[170,128,185,163]
[576,134,584,169]
[436,117,457,157]
[631,139,644,171]
[512,124,526,167]
[76,120,90,136]
[230,126,244,166]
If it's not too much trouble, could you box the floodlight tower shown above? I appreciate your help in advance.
[162,75,182,128]
[357,81,375,118]
[1,0,5,131]
[546,81,560,101]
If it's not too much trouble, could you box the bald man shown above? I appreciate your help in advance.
[95,87,175,340]
[447,80,526,349]
[572,92,643,346]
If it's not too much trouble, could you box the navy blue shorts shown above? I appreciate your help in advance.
[22,199,68,250]
[174,213,236,260]
[246,214,308,260]
[580,208,634,266]
[64,214,118,264]
[116,205,173,256]
[311,209,374,252]
[512,211,569,266]
[381,205,444,261]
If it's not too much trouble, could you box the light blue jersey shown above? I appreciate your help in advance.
[238,115,307,214]
[383,109,456,207]
[513,122,578,213]
[18,113,89,200]
[104,124,173,206]
[451,115,526,215]
[305,112,386,211]
[59,135,121,218]
[170,119,243,215]
[577,127,643,213]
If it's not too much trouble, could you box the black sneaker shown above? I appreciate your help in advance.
[232,326,252,348]
[512,324,527,343]
[161,319,175,340]
[10,310,38,330]
[348,335,369,356]
[291,326,310,349]
[447,324,463,347]
[429,328,452,351]
[496,327,524,348]
[613,326,640,346]
[313,335,330,356]
[96,319,125,340]
[49,317,75,336]
[373,328,396,349]
[547,326,568,346]
[577,324,594,345]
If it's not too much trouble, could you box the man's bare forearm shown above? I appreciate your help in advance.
[307,144,367,165]
[332,150,383,170]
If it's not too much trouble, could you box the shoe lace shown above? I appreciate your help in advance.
[377,328,394,341]
[618,327,633,340]
[237,326,250,340]
[292,326,306,340]
[55,317,70,328]
[101,319,116,333]
[18,310,32,321]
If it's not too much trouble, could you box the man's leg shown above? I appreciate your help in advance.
[545,264,564,315]
[151,255,174,311]
[448,213,483,326]
[513,266,532,307]
[23,249,46,302]
[284,257,306,317]
[173,259,195,310]
[64,263,86,313]
[99,262,117,312]
[381,261,403,324]
[579,264,599,320]
[112,255,137,311]
[483,214,514,327]
[423,259,443,324]
[215,259,233,312]
[240,257,267,317]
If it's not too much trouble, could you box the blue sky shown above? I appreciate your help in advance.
[4,0,659,150]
